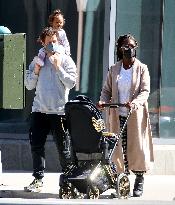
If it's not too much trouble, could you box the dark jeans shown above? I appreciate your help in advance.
[29,112,69,179]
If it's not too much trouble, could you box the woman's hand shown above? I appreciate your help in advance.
[125,101,138,110]
[96,101,105,110]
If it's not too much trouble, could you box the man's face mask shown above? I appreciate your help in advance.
[45,42,61,54]
[46,43,65,64]
[121,45,136,59]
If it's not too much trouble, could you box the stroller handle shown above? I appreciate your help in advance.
[98,102,133,160]
[100,103,127,108]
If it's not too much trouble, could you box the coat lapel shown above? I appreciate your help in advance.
[130,59,139,100]
[112,61,122,103]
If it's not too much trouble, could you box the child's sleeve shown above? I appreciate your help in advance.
[36,48,45,66]
[24,60,39,90]
[58,29,71,56]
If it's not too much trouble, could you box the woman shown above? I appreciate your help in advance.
[99,34,154,197]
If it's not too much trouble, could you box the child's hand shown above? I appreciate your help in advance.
[34,63,41,75]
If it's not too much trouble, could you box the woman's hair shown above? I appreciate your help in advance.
[37,27,57,44]
[48,9,65,27]
[116,33,138,61]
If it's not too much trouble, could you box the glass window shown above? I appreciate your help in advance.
[115,0,162,138]
[77,0,105,102]
[160,0,175,138]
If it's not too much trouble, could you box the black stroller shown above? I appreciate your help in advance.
[59,95,131,199]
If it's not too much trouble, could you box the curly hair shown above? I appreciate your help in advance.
[48,9,65,27]
[116,34,138,61]
[37,27,57,44]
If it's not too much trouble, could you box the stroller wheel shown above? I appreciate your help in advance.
[116,173,130,199]
[59,183,77,199]
[86,186,100,199]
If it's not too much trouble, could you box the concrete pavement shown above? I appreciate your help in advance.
[0,198,174,205]
[0,172,175,204]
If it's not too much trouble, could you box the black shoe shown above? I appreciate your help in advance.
[133,175,144,197]
[111,192,118,198]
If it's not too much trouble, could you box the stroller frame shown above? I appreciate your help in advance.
[59,95,131,199]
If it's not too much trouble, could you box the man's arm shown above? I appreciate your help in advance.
[53,54,77,89]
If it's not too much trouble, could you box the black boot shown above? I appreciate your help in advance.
[133,175,144,197]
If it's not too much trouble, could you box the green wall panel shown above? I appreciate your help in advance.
[0,33,26,109]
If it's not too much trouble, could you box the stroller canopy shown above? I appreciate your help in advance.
[65,95,104,153]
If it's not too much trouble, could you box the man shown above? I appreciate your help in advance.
[24,27,77,192]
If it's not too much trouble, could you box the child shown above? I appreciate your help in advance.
[48,9,71,56]
[34,9,71,67]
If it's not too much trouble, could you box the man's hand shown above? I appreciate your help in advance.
[50,53,61,70]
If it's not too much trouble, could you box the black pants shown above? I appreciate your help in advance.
[29,112,69,179]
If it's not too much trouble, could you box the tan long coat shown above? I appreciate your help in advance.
[100,58,154,172]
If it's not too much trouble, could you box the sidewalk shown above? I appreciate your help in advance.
[0,172,175,201]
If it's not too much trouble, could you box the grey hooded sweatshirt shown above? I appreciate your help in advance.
[25,54,77,115]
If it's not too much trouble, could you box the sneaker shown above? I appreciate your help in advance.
[24,178,43,192]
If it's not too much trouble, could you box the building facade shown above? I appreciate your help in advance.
[0,0,175,171]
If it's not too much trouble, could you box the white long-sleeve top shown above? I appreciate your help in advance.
[118,65,133,116]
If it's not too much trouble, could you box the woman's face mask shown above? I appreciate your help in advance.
[121,38,137,59]
[122,47,136,59]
